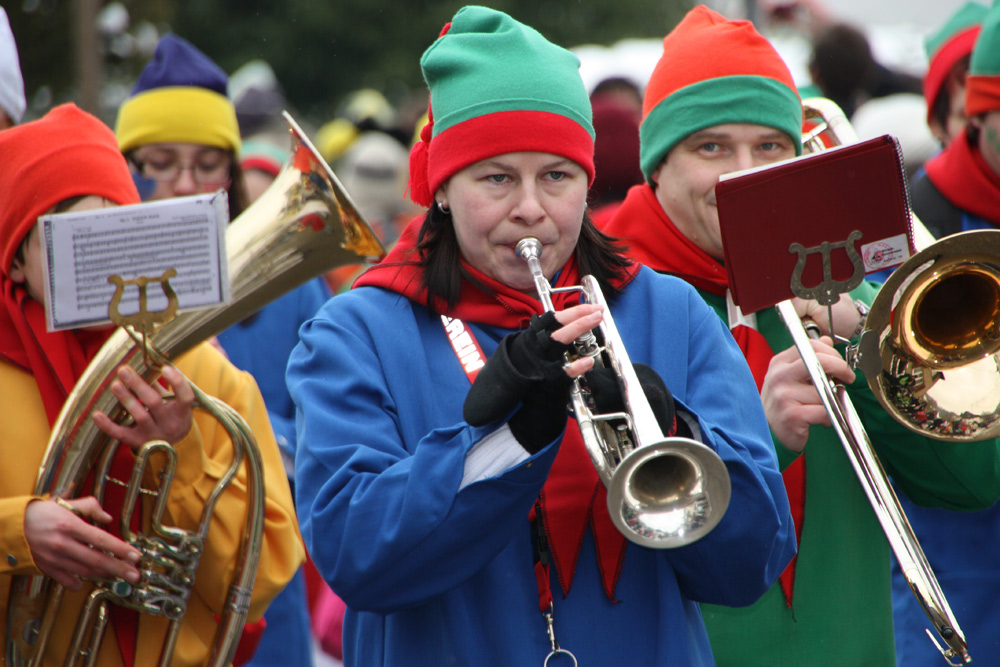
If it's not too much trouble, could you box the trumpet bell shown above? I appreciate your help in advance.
[861,230,1000,441]
[607,438,732,548]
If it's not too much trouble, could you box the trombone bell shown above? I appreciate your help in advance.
[861,231,1000,441]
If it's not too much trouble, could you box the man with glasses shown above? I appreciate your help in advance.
[115,33,328,667]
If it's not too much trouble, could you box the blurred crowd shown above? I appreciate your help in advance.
[3,1,1000,666]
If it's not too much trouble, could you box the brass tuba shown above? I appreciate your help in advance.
[780,98,975,665]
[5,113,385,666]
[516,238,731,549]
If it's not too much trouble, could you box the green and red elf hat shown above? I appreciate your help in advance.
[407,6,595,208]
[966,1,1000,117]
[923,2,987,125]
[638,5,802,182]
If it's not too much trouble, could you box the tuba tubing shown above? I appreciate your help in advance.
[784,99,971,665]
[516,238,731,549]
[5,113,385,666]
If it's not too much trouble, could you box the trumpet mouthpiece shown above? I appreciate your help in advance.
[516,237,541,261]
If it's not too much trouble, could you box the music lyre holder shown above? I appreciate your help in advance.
[107,267,180,368]
[787,230,865,344]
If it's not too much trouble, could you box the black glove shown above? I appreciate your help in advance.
[463,312,574,454]
[584,363,690,439]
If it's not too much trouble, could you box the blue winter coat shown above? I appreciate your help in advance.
[289,266,795,666]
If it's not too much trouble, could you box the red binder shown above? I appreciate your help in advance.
[715,135,914,314]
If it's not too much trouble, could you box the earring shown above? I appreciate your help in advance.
[437,201,450,215]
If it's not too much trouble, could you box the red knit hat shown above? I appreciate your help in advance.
[966,1,1000,117]
[923,2,987,125]
[0,103,140,275]
[407,6,595,208]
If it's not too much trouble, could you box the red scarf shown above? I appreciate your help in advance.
[604,185,805,606]
[0,277,110,421]
[355,218,639,600]
[925,133,1000,227]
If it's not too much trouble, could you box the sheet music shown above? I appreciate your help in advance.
[40,191,230,331]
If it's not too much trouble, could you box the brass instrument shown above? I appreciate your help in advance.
[776,98,973,665]
[516,237,731,549]
[5,113,385,666]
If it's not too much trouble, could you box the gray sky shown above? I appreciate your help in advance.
[826,0,970,30]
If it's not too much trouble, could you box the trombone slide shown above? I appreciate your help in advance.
[776,300,970,666]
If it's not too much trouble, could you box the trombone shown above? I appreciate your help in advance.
[772,98,978,665]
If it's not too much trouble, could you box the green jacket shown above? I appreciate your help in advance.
[698,281,1000,667]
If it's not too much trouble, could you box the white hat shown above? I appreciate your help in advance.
[0,8,26,124]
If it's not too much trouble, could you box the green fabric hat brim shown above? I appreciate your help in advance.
[640,75,802,181]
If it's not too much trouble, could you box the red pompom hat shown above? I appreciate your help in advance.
[407,6,595,208]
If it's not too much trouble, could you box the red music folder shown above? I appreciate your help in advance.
[715,135,913,314]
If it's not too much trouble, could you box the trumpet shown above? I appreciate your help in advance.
[515,237,731,549]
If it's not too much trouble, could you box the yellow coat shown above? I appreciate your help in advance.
[0,342,305,666]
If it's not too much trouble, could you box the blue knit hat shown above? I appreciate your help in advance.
[115,34,241,154]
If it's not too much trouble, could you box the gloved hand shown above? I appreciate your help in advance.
[584,363,690,439]
[463,312,574,454]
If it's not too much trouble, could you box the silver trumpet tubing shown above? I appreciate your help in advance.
[777,98,973,665]
[515,237,731,548]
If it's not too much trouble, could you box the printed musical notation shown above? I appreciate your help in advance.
[39,191,231,331]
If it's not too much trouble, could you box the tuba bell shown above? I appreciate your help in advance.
[516,238,731,549]
[4,113,385,666]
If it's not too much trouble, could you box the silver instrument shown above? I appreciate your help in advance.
[771,98,974,665]
[516,237,731,549]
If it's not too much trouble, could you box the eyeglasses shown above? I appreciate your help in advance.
[130,151,233,185]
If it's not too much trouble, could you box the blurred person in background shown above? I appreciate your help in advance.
[907,2,1000,239]
[922,2,987,149]
[589,75,643,122]
[587,80,645,228]
[115,34,328,667]
[807,22,922,119]
[334,130,415,248]
[0,7,25,130]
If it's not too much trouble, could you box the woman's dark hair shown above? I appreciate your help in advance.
[226,160,250,219]
[414,205,633,312]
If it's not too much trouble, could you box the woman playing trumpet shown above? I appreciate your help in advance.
[287,6,795,666]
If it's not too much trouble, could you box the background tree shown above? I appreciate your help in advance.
[8,0,694,129]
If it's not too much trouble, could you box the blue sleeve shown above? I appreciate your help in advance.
[628,279,796,607]
[272,277,331,457]
[288,300,558,613]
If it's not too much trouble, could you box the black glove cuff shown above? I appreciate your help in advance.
[463,314,571,428]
